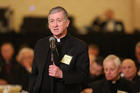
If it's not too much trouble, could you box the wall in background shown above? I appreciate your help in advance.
[133,0,140,30]
[0,0,138,33]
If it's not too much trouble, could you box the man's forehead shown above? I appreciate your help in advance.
[49,12,64,18]
[2,44,13,48]
[104,61,118,68]
[104,60,114,65]
[122,60,135,67]
[49,17,64,20]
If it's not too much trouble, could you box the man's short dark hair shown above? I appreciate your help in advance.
[48,6,68,19]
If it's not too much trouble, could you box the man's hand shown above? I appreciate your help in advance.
[49,63,63,78]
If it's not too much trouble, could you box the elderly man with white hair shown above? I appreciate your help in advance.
[17,47,34,73]
[93,54,135,93]
[16,47,34,91]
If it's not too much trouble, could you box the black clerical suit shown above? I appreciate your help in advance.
[128,75,140,92]
[29,34,89,93]
[134,59,140,72]
[0,58,23,84]
[93,78,135,93]
[81,74,105,90]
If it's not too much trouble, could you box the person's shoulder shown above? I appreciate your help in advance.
[37,36,50,43]
[0,57,4,66]
[120,77,129,82]
[35,36,50,46]
[134,75,140,81]
[119,77,133,86]
[33,36,50,50]
[115,20,124,25]
[69,35,87,48]
[88,79,105,89]
[91,79,106,93]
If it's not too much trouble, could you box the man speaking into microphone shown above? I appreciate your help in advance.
[29,6,89,93]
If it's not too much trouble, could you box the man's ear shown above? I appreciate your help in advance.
[119,66,122,73]
[66,19,70,27]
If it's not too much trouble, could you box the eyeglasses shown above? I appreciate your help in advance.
[48,18,66,24]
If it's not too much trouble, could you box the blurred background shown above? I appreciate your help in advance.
[0,0,140,58]
[1,0,140,92]
[0,0,140,32]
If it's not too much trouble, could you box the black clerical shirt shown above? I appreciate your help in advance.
[93,78,135,93]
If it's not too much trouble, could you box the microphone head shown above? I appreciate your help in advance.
[49,37,56,51]
[49,36,55,42]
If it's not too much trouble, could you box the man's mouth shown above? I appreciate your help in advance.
[107,75,112,78]
[54,28,59,31]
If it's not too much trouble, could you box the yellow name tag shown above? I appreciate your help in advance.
[117,90,128,93]
[61,54,73,65]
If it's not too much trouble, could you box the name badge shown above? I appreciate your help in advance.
[61,54,73,65]
[117,90,128,93]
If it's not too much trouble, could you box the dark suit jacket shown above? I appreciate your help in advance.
[0,58,24,84]
[29,34,89,93]
[93,78,135,93]
[129,75,140,92]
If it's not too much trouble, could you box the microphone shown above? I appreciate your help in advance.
[49,36,59,66]
[49,37,56,51]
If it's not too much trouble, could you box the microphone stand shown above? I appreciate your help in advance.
[50,48,59,93]
[50,50,54,93]
[51,51,54,64]
[49,38,59,93]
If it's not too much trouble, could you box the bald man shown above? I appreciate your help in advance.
[121,58,140,92]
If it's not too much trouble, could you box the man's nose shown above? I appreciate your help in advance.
[54,21,58,27]
[125,69,129,72]
[107,70,111,74]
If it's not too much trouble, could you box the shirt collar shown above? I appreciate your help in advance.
[55,34,68,43]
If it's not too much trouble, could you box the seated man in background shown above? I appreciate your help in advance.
[16,47,34,91]
[93,55,134,93]
[17,47,34,73]
[0,42,23,85]
[88,44,100,64]
[102,9,125,32]
[135,41,140,75]
[121,58,140,92]
[89,57,104,82]
[82,57,104,93]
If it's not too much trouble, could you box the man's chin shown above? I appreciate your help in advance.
[106,77,113,80]
[53,34,62,38]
